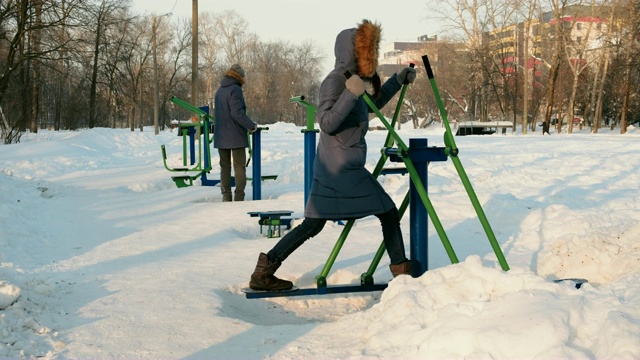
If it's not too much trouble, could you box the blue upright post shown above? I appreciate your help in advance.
[252,129,263,201]
[290,95,318,208]
[200,106,210,169]
[409,138,429,276]
[406,138,448,277]
[303,130,316,207]
[188,126,196,165]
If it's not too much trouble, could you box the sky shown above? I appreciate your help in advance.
[131,0,441,74]
[1,117,640,358]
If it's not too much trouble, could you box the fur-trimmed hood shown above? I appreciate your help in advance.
[333,19,381,78]
[224,68,245,86]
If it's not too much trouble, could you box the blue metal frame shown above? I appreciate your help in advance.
[407,139,447,275]
[302,130,317,208]
[252,129,263,200]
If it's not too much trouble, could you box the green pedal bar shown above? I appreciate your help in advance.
[421,54,509,271]
[362,94,459,265]
[316,219,354,287]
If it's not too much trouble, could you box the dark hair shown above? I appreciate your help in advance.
[370,72,381,99]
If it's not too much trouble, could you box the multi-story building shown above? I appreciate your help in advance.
[378,35,438,78]
[486,5,609,83]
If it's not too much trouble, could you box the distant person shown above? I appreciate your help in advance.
[542,120,550,135]
[249,19,416,291]
[213,64,257,202]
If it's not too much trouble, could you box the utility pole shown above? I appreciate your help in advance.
[523,24,529,135]
[153,16,159,135]
[153,13,171,135]
[191,0,198,109]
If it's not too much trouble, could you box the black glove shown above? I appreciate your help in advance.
[396,67,417,84]
[345,74,365,97]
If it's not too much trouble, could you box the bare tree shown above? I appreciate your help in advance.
[426,0,525,124]
[617,0,640,133]
[198,10,322,125]
[28,0,43,134]
[199,12,223,109]
[0,3,327,140]
[589,1,616,133]
[562,0,599,134]
[0,0,81,143]
[540,0,569,133]
[411,40,473,126]
[82,0,129,129]
[425,0,491,122]
[159,18,192,128]
[516,0,543,133]
[0,1,30,135]
[213,10,256,66]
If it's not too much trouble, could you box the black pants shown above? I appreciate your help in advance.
[267,207,408,265]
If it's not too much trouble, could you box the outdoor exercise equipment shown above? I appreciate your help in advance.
[246,96,316,238]
[248,127,278,200]
[289,95,319,208]
[247,210,295,238]
[244,97,315,236]
[245,59,509,299]
[420,54,509,272]
[161,97,217,188]
[161,96,277,199]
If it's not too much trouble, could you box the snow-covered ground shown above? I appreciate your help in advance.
[1,122,639,359]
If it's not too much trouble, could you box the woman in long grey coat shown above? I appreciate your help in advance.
[249,20,417,291]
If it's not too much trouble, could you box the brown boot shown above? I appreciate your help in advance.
[249,253,293,291]
[389,260,412,278]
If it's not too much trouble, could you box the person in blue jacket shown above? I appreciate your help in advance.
[213,64,257,202]
[249,20,417,291]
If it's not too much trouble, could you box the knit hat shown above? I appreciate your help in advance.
[224,64,246,86]
[229,63,245,78]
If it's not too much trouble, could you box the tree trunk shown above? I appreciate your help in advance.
[29,0,43,133]
[619,1,637,134]
[130,106,135,132]
[584,55,601,127]
[89,15,102,129]
[566,71,580,134]
[523,29,529,134]
[139,75,143,131]
[592,49,610,133]
[545,1,564,134]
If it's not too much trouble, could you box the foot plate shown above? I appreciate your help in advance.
[242,286,299,294]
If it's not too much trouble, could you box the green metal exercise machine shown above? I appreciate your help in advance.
[246,58,509,299]
[161,96,216,188]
